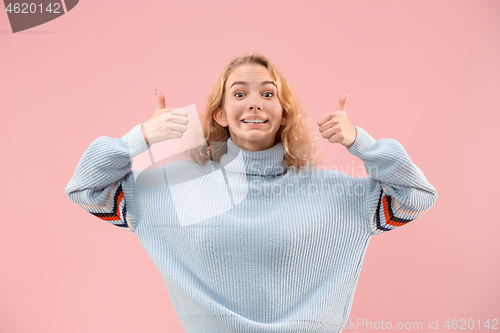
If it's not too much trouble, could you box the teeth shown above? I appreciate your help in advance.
[242,119,267,123]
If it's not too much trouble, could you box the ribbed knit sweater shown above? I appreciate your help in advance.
[65,123,437,333]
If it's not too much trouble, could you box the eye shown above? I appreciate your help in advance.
[234,91,273,98]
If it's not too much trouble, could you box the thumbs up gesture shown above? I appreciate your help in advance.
[317,91,357,148]
[141,90,189,145]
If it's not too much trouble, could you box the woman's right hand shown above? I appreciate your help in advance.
[141,90,189,145]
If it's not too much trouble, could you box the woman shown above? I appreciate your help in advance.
[65,52,437,332]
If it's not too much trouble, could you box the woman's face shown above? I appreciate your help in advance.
[214,63,287,151]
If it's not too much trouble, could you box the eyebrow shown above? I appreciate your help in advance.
[229,80,276,89]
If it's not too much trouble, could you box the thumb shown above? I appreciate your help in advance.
[336,91,350,112]
[156,89,166,111]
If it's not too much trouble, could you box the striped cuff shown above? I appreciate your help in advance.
[372,188,415,234]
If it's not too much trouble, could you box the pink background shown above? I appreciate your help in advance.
[1,0,499,332]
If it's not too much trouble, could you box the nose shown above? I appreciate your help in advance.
[248,100,262,111]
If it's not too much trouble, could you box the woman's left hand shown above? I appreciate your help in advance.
[317,91,357,148]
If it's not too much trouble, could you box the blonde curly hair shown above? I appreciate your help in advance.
[188,51,324,171]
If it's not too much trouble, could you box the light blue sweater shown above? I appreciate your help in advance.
[65,123,437,333]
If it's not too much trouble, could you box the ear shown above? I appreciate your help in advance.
[280,108,288,126]
[280,116,287,126]
[213,107,228,127]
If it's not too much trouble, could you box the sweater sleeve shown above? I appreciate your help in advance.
[64,123,152,232]
[346,126,438,235]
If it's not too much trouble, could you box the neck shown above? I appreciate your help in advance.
[219,137,288,177]
[228,134,276,152]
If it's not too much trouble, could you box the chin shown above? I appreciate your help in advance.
[242,135,270,142]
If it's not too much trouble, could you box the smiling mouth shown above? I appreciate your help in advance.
[241,119,268,123]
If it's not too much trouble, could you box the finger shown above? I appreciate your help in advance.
[154,107,185,119]
[170,115,189,125]
[328,133,342,144]
[319,119,336,133]
[336,91,350,112]
[158,110,189,123]
[156,90,166,111]
[150,108,172,120]
[169,123,188,133]
[321,127,336,140]
[169,108,188,117]
[317,112,334,126]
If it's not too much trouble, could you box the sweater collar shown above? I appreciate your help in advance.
[219,137,288,177]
